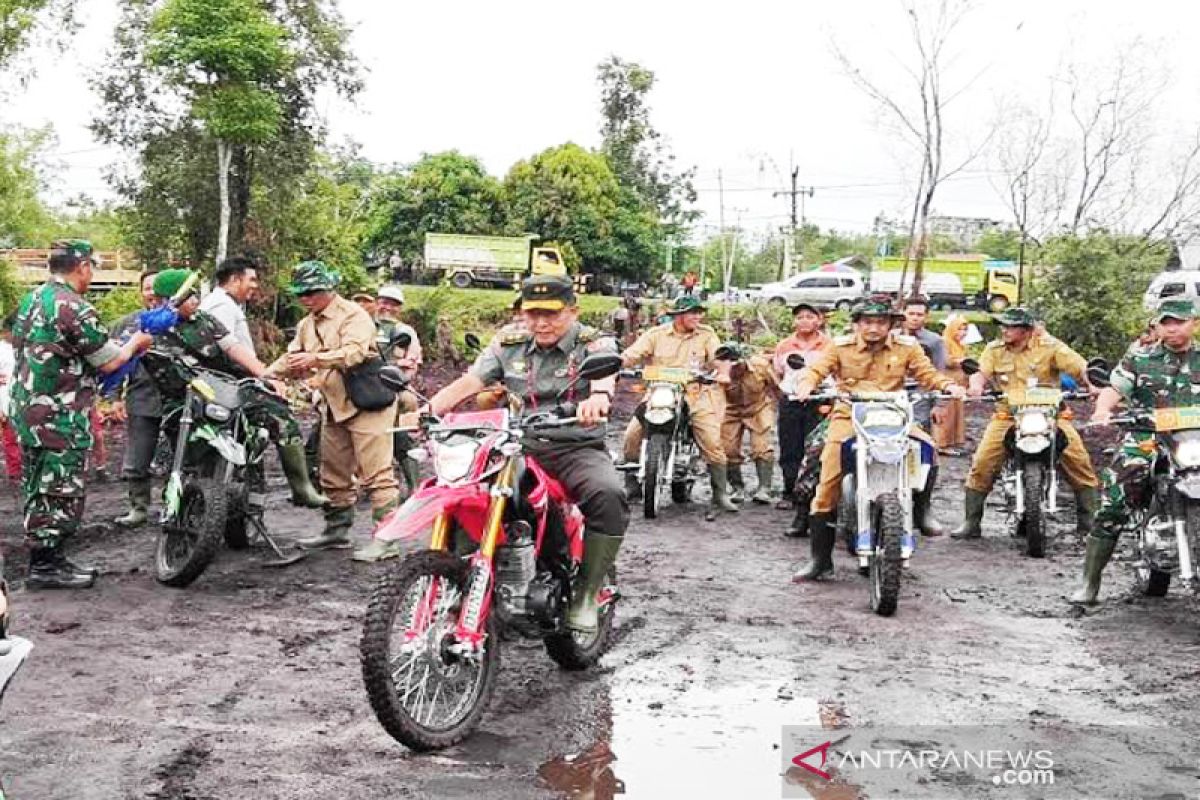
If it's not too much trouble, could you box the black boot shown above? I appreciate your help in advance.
[26,546,95,590]
[785,491,812,538]
[951,489,987,539]
[914,466,946,537]
[728,464,745,504]
[792,514,834,581]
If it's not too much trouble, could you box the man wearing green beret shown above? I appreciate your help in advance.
[1075,299,1200,603]
[143,269,327,510]
[954,306,1099,540]
[9,240,154,588]
[267,261,400,550]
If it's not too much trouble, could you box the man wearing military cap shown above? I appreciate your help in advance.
[143,269,328,511]
[789,298,964,581]
[621,295,740,516]
[952,306,1100,541]
[9,239,154,588]
[267,261,400,550]
[719,341,780,505]
[373,284,423,498]
[386,274,626,632]
[1074,299,1200,603]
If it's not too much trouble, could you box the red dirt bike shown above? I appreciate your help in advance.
[360,353,623,751]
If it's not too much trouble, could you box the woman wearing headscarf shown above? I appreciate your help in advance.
[935,314,969,455]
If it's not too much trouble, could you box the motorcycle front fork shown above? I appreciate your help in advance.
[407,459,516,657]
[1009,459,1059,515]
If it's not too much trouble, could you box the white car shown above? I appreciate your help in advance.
[757,272,865,310]
[1143,270,1200,311]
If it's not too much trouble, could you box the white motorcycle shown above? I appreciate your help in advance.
[818,390,944,616]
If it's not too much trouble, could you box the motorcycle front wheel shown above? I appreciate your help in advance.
[1022,462,1047,558]
[869,492,904,617]
[544,565,618,670]
[155,476,228,587]
[361,551,499,751]
[643,433,669,519]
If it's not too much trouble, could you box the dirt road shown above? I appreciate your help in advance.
[2,408,1199,799]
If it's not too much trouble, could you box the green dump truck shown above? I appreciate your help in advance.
[869,255,1020,312]
[423,233,567,290]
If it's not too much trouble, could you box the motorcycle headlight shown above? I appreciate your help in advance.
[1016,435,1050,454]
[434,438,479,483]
[868,440,907,464]
[1018,411,1050,436]
[204,403,231,423]
[1174,437,1200,468]
[648,386,676,409]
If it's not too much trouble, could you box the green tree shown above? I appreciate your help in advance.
[0,126,53,246]
[364,151,507,264]
[1030,233,1169,362]
[0,0,75,71]
[146,0,291,265]
[596,56,696,236]
[977,228,1022,261]
[504,143,658,279]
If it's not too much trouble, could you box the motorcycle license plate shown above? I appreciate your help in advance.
[1021,386,1062,406]
[642,366,691,384]
[1154,407,1200,432]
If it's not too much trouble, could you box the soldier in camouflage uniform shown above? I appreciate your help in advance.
[10,240,153,589]
[382,275,627,632]
[1072,299,1200,604]
[145,269,327,509]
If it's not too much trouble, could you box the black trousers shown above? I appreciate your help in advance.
[529,441,630,539]
[778,400,824,495]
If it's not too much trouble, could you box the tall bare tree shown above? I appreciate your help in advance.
[835,0,987,299]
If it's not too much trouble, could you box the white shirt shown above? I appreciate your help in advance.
[200,286,254,353]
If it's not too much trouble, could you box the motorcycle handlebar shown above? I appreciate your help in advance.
[621,367,717,385]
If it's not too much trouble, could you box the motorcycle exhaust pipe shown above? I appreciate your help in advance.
[1176,519,1195,582]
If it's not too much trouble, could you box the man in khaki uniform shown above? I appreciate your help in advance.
[953,307,1099,539]
[267,261,400,549]
[790,299,963,581]
[621,296,736,514]
[720,343,779,505]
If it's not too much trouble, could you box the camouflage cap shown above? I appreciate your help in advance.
[521,274,575,311]
[152,268,198,299]
[850,298,893,320]
[289,260,340,295]
[715,340,746,361]
[1155,298,1197,323]
[48,238,95,265]
[992,306,1036,327]
[666,295,707,315]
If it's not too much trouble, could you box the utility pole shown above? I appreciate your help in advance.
[774,167,814,279]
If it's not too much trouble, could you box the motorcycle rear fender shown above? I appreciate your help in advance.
[0,636,32,708]
[373,481,492,543]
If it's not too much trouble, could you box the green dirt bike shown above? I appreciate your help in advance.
[146,350,304,587]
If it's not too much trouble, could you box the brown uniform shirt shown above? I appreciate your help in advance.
[268,294,378,423]
[725,354,777,416]
[978,331,1086,411]
[801,332,951,415]
[623,322,723,403]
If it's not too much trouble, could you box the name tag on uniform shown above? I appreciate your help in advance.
[510,360,526,374]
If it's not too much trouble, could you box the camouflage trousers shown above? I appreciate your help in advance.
[1094,432,1154,543]
[20,446,88,550]
[794,418,830,500]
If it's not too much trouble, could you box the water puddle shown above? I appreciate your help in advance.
[540,656,822,798]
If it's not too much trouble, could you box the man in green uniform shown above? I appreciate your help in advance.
[144,269,326,509]
[1074,299,1200,603]
[10,240,152,588]
[396,275,627,632]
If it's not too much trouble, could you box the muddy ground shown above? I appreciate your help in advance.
[2,394,1199,799]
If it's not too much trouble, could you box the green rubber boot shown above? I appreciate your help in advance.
[114,479,152,529]
[728,464,745,504]
[278,442,329,508]
[951,489,987,539]
[1069,535,1117,605]
[566,533,623,633]
[298,505,354,550]
[1075,486,1101,539]
[751,459,775,504]
[708,464,740,514]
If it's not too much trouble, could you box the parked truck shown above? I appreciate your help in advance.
[422,233,569,290]
[868,255,1020,312]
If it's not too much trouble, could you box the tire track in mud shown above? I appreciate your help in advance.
[146,736,214,800]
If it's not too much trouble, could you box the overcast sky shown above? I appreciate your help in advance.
[5,0,1200,240]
